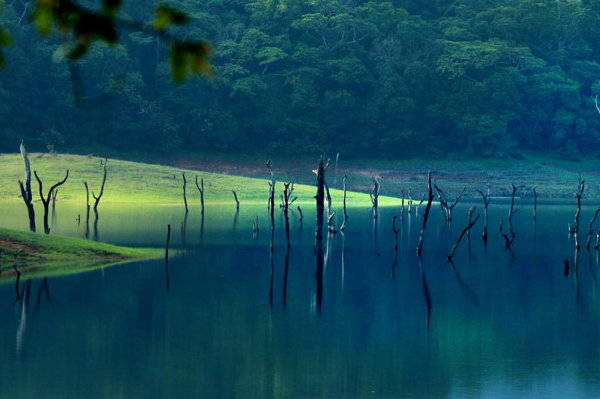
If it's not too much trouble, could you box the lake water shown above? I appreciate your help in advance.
[2,199,600,399]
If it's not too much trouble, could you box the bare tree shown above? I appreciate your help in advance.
[417,171,434,255]
[18,142,35,232]
[34,170,69,234]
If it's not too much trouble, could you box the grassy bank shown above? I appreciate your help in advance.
[0,153,396,206]
[0,227,162,279]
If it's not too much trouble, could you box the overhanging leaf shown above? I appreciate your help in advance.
[154,5,188,31]
[169,41,212,83]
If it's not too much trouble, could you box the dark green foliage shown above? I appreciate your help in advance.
[2,0,600,158]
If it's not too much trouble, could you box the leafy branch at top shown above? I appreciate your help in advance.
[8,0,211,82]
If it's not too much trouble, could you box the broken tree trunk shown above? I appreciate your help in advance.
[573,175,584,250]
[586,206,600,250]
[315,157,325,239]
[416,171,433,255]
[232,190,239,212]
[370,177,381,219]
[447,212,480,262]
[83,180,90,238]
[324,181,336,233]
[195,176,205,215]
[182,173,189,213]
[476,188,491,244]
[34,170,69,234]
[340,174,348,231]
[435,183,466,222]
[18,142,35,232]
[92,159,107,215]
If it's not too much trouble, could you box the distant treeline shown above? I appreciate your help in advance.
[2,0,600,159]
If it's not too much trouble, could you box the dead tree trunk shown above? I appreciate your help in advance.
[586,206,600,250]
[416,171,433,255]
[315,156,325,239]
[340,174,348,231]
[370,177,381,219]
[34,170,69,234]
[573,175,585,250]
[447,213,480,262]
[500,184,518,249]
[92,159,107,215]
[83,180,90,238]
[476,188,491,244]
[283,182,294,245]
[401,189,405,223]
[18,142,35,232]
[232,190,239,212]
[182,172,189,213]
[325,181,336,233]
[435,184,466,222]
[195,176,204,215]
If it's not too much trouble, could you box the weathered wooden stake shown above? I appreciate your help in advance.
[297,206,304,222]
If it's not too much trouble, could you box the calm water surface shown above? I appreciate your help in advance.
[1,200,600,399]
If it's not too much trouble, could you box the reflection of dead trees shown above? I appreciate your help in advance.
[434,183,466,222]
[416,171,434,255]
[18,142,36,232]
[392,215,400,277]
[34,169,69,234]
[165,224,171,293]
[314,156,326,315]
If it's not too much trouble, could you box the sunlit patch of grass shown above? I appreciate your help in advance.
[0,227,162,280]
[0,153,397,206]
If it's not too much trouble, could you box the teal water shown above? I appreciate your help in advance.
[1,200,600,398]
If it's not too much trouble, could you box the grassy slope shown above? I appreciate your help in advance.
[0,227,162,279]
[0,153,396,205]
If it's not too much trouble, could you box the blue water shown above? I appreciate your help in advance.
[1,200,600,398]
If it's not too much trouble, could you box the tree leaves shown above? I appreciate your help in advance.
[170,41,212,83]
[0,26,11,69]
[154,5,188,31]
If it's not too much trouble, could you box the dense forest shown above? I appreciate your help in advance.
[2,0,600,159]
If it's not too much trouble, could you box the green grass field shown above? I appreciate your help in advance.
[0,227,162,279]
[0,153,398,206]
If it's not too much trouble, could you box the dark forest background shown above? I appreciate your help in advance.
[2,0,600,159]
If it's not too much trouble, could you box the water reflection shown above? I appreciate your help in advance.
[3,203,600,398]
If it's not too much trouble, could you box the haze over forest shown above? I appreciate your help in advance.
[2,0,600,160]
